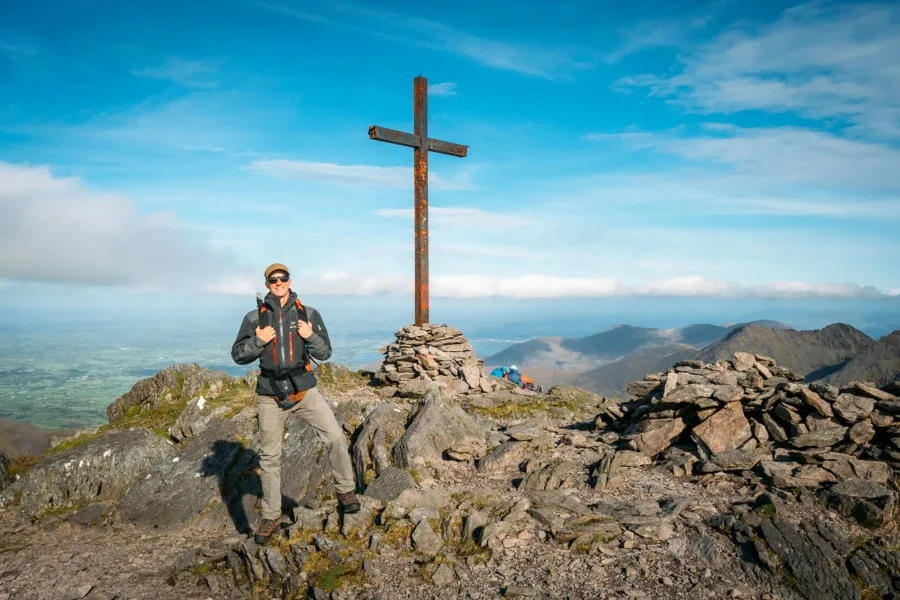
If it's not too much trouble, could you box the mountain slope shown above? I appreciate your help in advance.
[694,323,874,379]
[484,322,766,370]
[570,344,698,397]
[822,329,900,387]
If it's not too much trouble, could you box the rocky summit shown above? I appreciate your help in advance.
[0,327,898,600]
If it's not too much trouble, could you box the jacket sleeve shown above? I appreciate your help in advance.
[303,307,333,361]
[231,311,266,365]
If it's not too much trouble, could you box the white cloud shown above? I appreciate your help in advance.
[617,2,900,139]
[375,207,530,227]
[203,270,894,299]
[0,162,245,289]
[586,125,900,201]
[131,58,220,89]
[247,159,476,191]
[428,82,457,97]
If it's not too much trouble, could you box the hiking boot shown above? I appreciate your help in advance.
[337,491,361,514]
[254,517,282,544]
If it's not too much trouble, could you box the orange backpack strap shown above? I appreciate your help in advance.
[294,297,316,370]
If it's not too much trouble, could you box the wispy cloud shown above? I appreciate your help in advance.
[428,82,457,97]
[256,1,594,79]
[375,207,530,227]
[252,2,330,22]
[587,126,900,193]
[616,2,900,139]
[247,158,477,191]
[131,58,220,89]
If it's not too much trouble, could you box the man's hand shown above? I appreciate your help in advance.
[296,320,313,339]
[255,326,276,344]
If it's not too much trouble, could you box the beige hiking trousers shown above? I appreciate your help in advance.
[257,386,355,520]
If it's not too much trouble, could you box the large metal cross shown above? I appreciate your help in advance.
[369,75,468,326]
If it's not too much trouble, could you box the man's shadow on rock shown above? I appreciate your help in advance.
[200,439,299,536]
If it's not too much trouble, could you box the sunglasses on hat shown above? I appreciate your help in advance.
[267,274,290,284]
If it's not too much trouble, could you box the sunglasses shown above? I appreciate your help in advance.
[267,274,290,284]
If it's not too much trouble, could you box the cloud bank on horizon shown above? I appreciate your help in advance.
[0,0,897,301]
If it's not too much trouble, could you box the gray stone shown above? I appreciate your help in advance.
[691,402,752,456]
[1,428,176,518]
[393,388,488,467]
[833,394,876,423]
[809,382,839,401]
[431,562,456,586]
[351,403,408,490]
[848,420,876,445]
[791,427,847,448]
[477,441,530,473]
[363,466,416,503]
[628,418,685,457]
[169,396,231,442]
[411,519,444,556]
[518,459,579,491]
[876,399,900,415]
[818,478,897,529]
[107,363,230,424]
[843,381,896,402]
[696,449,768,473]
[798,388,834,417]
[732,352,756,372]
[756,517,861,600]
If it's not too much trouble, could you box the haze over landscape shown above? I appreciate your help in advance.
[1,0,899,432]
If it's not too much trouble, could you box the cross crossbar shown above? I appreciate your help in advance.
[368,126,468,157]
[368,75,468,326]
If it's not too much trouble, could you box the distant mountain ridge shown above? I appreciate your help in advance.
[483,320,790,370]
[694,322,874,380]
[486,320,900,399]
[821,329,900,388]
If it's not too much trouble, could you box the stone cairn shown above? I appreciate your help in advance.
[374,323,498,397]
[605,351,900,528]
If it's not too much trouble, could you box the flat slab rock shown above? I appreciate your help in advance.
[0,428,176,517]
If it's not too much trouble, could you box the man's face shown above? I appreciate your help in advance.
[265,271,291,298]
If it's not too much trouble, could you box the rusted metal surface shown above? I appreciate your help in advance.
[413,76,429,327]
[369,75,469,326]
[368,126,468,157]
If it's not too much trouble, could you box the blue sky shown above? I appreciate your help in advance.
[1,0,898,304]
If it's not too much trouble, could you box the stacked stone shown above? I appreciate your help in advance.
[377,324,495,395]
[617,352,899,528]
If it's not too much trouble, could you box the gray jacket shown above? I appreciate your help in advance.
[231,291,331,397]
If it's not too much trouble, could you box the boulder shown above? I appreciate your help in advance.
[393,388,488,467]
[691,402,752,456]
[107,363,230,425]
[351,403,409,490]
[1,428,175,517]
[732,352,756,372]
[169,396,231,442]
[627,418,685,457]
[818,478,897,529]
[833,394,876,423]
[791,427,848,449]
[118,418,245,531]
[843,382,896,402]
[363,466,417,503]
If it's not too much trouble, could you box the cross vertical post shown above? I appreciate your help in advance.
[413,77,429,328]
[369,75,469,326]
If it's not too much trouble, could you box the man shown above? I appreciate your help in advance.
[507,365,523,386]
[231,263,360,545]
